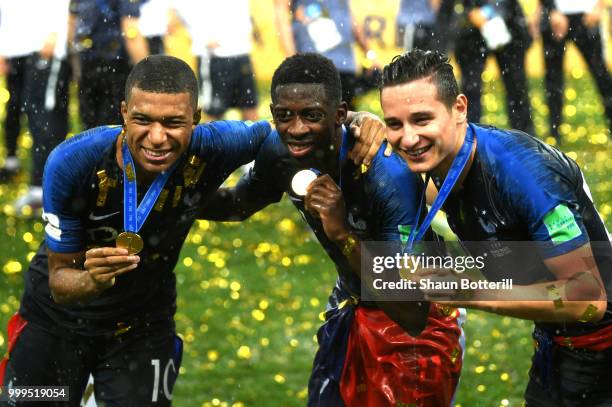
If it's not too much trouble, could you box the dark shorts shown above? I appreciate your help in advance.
[78,57,130,129]
[147,36,165,55]
[1,319,182,407]
[525,336,612,406]
[198,54,258,117]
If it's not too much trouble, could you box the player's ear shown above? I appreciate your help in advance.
[269,103,275,124]
[336,101,348,126]
[192,107,202,126]
[121,100,128,125]
[454,94,468,124]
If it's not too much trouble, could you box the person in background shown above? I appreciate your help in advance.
[0,0,37,181]
[454,0,535,135]
[69,0,149,129]
[171,0,259,121]
[537,0,612,144]
[139,0,170,55]
[11,0,71,215]
[274,0,376,110]
[396,0,444,52]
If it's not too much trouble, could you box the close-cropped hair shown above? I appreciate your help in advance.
[271,53,342,105]
[125,55,199,109]
[380,49,459,109]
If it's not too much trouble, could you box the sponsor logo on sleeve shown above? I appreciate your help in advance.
[42,211,62,241]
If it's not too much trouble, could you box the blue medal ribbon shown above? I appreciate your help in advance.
[337,126,350,189]
[406,126,475,252]
[121,136,179,234]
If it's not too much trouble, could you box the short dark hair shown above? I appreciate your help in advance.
[380,49,459,109]
[125,55,198,109]
[271,53,342,105]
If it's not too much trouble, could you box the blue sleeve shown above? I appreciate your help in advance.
[119,0,141,18]
[233,132,287,205]
[43,126,120,253]
[367,146,422,242]
[480,127,589,258]
[190,120,272,172]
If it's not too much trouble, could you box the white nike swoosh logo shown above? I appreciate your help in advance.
[89,211,120,221]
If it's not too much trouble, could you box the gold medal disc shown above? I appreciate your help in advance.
[116,231,144,254]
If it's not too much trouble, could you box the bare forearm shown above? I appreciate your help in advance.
[352,21,368,52]
[332,231,361,274]
[49,267,104,306]
[274,0,296,56]
[125,37,148,64]
[121,17,148,65]
[455,280,606,323]
[457,298,606,323]
[67,13,76,44]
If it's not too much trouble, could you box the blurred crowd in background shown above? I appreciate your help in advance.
[0,0,611,215]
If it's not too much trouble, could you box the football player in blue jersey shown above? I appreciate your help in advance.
[378,49,611,406]
[0,55,275,406]
[203,53,465,407]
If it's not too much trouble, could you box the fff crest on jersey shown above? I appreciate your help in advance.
[183,155,206,187]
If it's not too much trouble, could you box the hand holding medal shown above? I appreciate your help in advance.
[84,246,140,289]
[300,172,350,245]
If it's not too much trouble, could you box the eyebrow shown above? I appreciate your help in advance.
[382,109,434,124]
[131,111,186,121]
[273,104,324,110]
[411,111,435,118]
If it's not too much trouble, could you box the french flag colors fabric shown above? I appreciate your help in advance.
[309,302,464,406]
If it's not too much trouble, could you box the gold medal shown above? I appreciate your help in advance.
[116,231,144,254]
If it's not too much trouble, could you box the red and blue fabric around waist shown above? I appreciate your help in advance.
[308,301,464,407]
[554,323,612,351]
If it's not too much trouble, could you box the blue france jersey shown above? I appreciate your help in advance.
[234,128,424,299]
[22,120,271,336]
[442,123,611,334]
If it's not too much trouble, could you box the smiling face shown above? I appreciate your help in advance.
[271,83,347,169]
[381,77,468,176]
[121,87,200,183]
